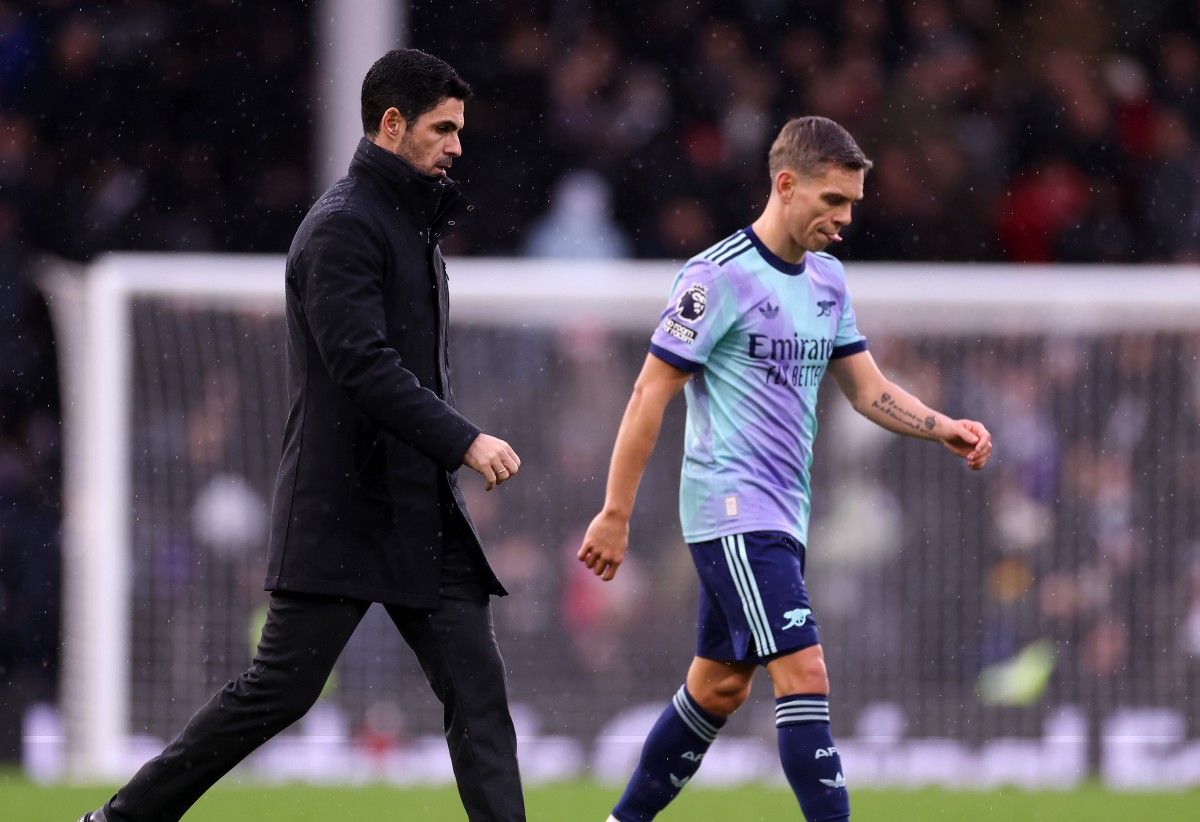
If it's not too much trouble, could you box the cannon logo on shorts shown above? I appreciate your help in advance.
[782,608,812,629]
[676,282,708,321]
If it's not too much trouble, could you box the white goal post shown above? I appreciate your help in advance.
[40,253,1200,782]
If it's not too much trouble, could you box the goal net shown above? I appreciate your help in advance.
[40,254,1200,788]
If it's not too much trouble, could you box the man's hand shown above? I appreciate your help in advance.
[940,419,993,470]
[463,433,521,490]
[577,509,630,581]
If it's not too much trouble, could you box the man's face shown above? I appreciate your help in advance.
[394,97,464,177]
[783,164,865,252]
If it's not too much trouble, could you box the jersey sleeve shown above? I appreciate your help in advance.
[828,263,868,360]
[648,260,736,372]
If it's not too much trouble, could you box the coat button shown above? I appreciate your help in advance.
[466,204,475,211]
[447,220,455,226]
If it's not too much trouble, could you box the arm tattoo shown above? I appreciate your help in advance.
[871,392,938,440]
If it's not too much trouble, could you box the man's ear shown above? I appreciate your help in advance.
[776,169,796,205]
[380,106,405,140]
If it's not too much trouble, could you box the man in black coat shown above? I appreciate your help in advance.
[78,49,526,822]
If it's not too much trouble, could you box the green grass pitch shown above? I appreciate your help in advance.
[3,771,1196,821]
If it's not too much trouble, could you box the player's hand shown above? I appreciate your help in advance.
[940,419,992,470]
[463,433,520,490]
[577,509,630,582]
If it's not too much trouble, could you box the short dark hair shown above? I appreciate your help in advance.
[360,48,472,136]
[767,116,873,180]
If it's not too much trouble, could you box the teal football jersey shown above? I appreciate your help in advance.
[649,227,868,544]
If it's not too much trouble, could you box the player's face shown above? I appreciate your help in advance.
[394,97,464,177]
[784,165,865,252]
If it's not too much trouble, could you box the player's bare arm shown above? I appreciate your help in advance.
[578,354,691,581]
[463,433,521,491]
[829,349,993,470]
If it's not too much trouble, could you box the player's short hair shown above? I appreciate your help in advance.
[768,116,873,180]
[361,48,472,136]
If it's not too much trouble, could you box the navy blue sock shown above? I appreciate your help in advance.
[776,694,850,822]
[611,685,726,822]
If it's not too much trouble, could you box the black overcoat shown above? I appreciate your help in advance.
[264,138,505,607]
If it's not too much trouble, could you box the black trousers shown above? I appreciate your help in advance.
[104,591,525,822]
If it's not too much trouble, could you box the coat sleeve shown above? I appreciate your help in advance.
[297,208,480,470]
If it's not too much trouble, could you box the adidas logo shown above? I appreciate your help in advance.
[759,301,779,319]
[669,773,691,789]
[819,772,847,789]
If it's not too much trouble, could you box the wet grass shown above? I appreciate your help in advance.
[3,770,1196,821]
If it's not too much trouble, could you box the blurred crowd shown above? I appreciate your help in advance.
[0,0,313,758]
[426,0,1200,263]
[3,1,1197,265]
[2,0,1200,760]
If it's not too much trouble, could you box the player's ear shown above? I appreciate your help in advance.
[776,169,795,204]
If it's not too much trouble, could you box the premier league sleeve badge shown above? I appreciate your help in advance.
[676,282,708,322]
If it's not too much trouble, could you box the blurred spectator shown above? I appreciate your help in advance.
[1137,108,1199,261]
[522,169,633,258]
[1157,31,1200,129]
[640,195,717,259]
[1056,179,1136,263]
[997,158,1092,262]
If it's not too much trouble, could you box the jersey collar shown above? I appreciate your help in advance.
[744,226,807,276]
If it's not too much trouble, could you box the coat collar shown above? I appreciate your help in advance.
[349,137,475,239]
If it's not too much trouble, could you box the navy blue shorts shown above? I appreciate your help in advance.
[689,530,819,664]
